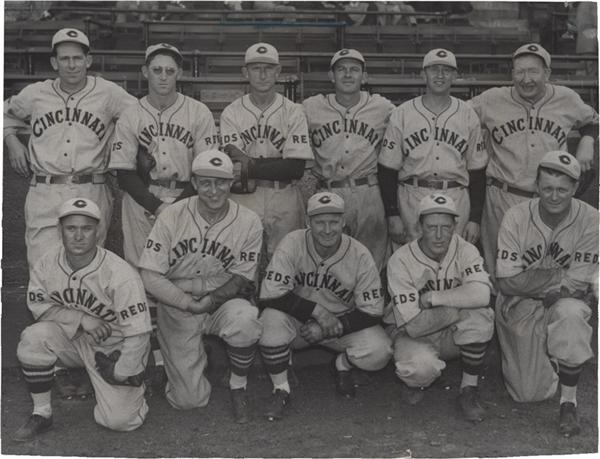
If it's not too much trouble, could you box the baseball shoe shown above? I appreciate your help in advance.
[457,386,485,422]
[559,402,581,437]
[54,369,78,399]
[265,389,290,421]
[73,371,94,399]
[334,369,356,398]
[230,388,250,424]
[144,365,167,398]
[13,415,53,442]
[401,383,426,406]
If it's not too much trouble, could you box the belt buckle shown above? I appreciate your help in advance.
[66,175,78,184]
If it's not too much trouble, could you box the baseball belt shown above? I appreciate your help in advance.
[487,177,536,198]
[149,178,189,190]
[254,179,293,190]
[401,177,463,190]
[31,173,106,185]
[318,174,378,189]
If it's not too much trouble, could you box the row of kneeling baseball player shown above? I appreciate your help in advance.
[13,149,597,440]
[4,27,597,440]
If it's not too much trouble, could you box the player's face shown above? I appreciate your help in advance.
[309,213,345,250]
[243,63,281,93]
[51,42,92,89]
[193,176,233,211]
[143,54,182,97]
[536,170,577,217]
[59,215,99,257]
[330,58,366,95]
[512,55,550,102]
[422,64,457,95]
[419,213,456,261]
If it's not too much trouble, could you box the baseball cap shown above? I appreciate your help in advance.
[418,193,459,218]
[192,150,234,179]
[538,151,581,180]
[513,43,551,68]
[422,48,457,70]
[245,43,279,65]
[51,28,90,50]
[330,48,366,69]
[58,198,101,221]
[307,192,345,217]
[145,43,183,65]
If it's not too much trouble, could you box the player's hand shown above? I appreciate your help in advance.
[387,216,407,245]
[5,135,31,177]
[575,138,595,172]
[186,294,216,315]
[462,221,480,245]
[311,304,343,338]
[419,291,434,310]
[300,320,325,344]
[81,315,112,344]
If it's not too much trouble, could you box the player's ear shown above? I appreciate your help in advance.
[191,176,199,191]
[361,70,368,85]
[241,66,249,80]
[85,54,93,69]
[142,65,149,79]
[274,64,282,79]
[328,70,335,84]
[176,66,183,79]
[50,56,58,72]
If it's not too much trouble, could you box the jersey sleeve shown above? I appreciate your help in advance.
[228,215,263,281]
[386,253,421,326]
[459,241,492,287]
[568,89,599,131]
[352,249,385,316]
[108,108,139,170]
[106,81,138,119]
[138,211,174,275]
[219,105,244,150]
[3,85,36,135]
[378,108,405,170]
[496,208,525,279]
[112,273,153,337]
[282,103,313,160]
[192,104,220,156]
[465,106,488,170]
[260,235,298,300]
[562,207,599,293]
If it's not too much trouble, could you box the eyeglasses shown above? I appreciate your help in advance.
[149,66,177,76]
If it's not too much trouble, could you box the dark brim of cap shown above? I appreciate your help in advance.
[192,169,233,180]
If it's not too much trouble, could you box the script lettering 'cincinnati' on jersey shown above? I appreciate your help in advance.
[260,230,384,317]
[31,107,108,139]
[384,234,491,327]
[490,116,568,146]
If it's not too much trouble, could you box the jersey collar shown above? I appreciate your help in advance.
[327,91,368,114]
[58,245,104,277]
[410,233,459,270]
[305,230,352,268]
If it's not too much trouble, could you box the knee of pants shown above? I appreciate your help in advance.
[218,299,262,346]
[258,308,296,347]
[454,307,495,346]
[346,328,393,371]
[17,322,63,366]
[95,399,148,432]
[549,298,591,322]
[394,343,445,388]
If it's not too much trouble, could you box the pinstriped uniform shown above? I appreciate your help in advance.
[379,96,486,239]
[495,198,598,402]
[303,92,394,271]
[220,93,313,256]
[3,76,137,266]
[109,93,219,265]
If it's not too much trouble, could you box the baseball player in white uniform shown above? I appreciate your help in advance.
[3,28,137,268]
[470,43,598,282]
[379,49,487,247]
[302,49,395,272]
[220,42,313,257]
[495,151,598,437]
[258,192,392,421]
[14,198,151,441]
[138,150,263,424]
[110,43,219,382]
[384,194,494,422]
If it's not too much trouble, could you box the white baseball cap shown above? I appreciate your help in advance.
[52,28,90,50]
[513,43,551,68]
[245,43,279,65]
[192,150,234,179]
[330,48,366,69]
[422,48,457,70]
[58,198,101,221]
[418,193,459,218]
[538,151,581,180]
[307,192,345,217]
[145,43,183,65]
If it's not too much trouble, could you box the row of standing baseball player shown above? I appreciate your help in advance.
[4,28,598,440]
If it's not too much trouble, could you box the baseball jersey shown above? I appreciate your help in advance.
[109,93,219,181]
[138,197,263,290]
[302,91,394,180]
[379,96,486,185]
[496,198,599,308]
[470,84,599,191]
[3,76,136,175]
[220,93,313,161]
[27,245,152,341]
[384,234,491,326]
[260,230,384,317]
